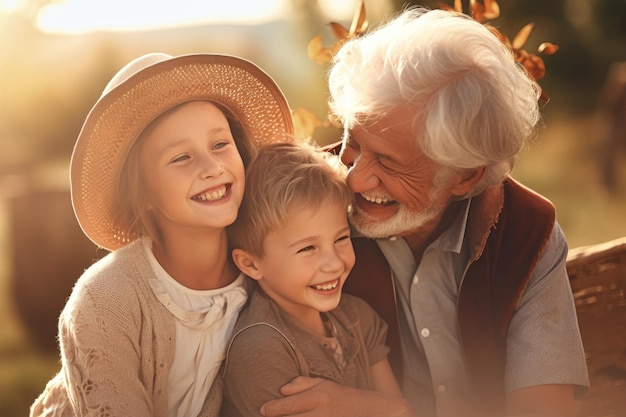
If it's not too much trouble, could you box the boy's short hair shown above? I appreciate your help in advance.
[229,142,352,256]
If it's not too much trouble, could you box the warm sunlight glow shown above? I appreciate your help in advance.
[0,0,19,13]
[318,0,360,20]
[36,0,288,34]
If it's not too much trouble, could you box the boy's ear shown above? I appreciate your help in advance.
[232,248,263,280]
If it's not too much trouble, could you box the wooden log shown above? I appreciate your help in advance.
[567,236,626,279]
[566,237,626,417]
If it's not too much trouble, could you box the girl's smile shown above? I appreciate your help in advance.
[140,101,246,234]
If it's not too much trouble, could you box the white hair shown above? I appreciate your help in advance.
[328,8,542,195]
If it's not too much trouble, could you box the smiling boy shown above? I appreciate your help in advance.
[220,142,413,417]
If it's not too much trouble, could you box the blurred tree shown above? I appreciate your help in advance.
[0,0,624,169]
[594,0,626,40]
[387,0,625,114]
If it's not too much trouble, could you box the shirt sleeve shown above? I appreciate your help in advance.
[505,222,590,395]
[344,295,390,366]
[222,324,303,417]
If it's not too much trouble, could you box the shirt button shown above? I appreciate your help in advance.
[420,328,430,337]
[412,276,419,285]
[436,385,447,393]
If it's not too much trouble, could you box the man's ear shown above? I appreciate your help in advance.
[232,248,263,280]
[450,166,486,197]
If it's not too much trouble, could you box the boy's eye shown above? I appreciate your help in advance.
[296,245,315,254]
[336,235,351,243]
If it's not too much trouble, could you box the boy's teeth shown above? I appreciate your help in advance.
[313,281,338,290]
[195,186,226,201]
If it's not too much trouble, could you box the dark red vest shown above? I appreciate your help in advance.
[343,178,556,412]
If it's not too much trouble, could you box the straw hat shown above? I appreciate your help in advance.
[70,53,294,251]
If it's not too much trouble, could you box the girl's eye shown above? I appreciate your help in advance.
[171,154,190,163]
[212,140,230,151]
[296,245,315,254]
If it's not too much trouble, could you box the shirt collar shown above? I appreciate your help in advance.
[429,198,471,254]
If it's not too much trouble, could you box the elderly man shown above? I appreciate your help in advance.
[260,7,589,417]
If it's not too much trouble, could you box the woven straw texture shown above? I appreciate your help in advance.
[71,55,294,251]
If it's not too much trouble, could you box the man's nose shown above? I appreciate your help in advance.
[345,154,379,192]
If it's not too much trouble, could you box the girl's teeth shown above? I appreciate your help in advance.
[195,186,226,201]
[313,281,338,290]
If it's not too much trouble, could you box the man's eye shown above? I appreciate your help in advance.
[296,245,315,254]
[378,157,395,171]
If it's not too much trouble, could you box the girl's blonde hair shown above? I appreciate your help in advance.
[228,142,352,256]
[114,101,255,246]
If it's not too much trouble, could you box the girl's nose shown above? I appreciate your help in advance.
[199,154,224,179]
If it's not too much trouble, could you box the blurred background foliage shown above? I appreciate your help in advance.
[0,1,625,416]
[1,0,625,173]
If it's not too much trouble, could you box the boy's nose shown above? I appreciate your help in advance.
[321,248,344,272]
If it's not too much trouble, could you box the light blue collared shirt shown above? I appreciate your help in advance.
[376,199,589,416]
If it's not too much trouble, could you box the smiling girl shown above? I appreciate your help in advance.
[30,53,293,417]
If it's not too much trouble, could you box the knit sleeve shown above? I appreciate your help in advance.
[221,323,304,417]
[57,277,155,417]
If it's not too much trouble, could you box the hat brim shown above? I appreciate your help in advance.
[71,54,294,251]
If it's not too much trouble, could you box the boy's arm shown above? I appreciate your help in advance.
[370,357,404,398]
[223,324,303,417]
[259,296,415,417]
[345,295,406,399]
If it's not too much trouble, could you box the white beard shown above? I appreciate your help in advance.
[349,185,447,239]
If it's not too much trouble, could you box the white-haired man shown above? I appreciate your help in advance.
[259,7,589,417]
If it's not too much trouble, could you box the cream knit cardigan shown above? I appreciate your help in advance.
[29,239,223,417]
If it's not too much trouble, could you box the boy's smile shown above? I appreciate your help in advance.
[310,278,340,292]
[245,201,355,335]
